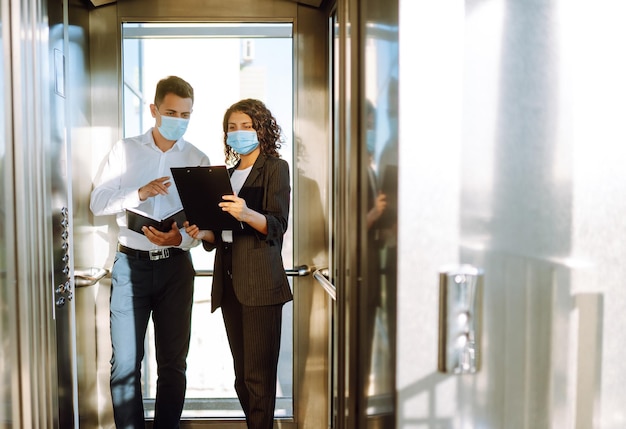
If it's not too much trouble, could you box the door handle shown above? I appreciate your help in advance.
[313,267,336,301]
[285,265,311,277]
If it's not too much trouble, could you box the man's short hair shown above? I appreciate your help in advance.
[154,76,194,106]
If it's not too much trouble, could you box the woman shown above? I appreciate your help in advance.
[185,99,292,429]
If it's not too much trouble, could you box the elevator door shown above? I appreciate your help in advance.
[0,0,79,427]
[328,2,399,427]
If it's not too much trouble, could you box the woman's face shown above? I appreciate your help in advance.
[227,111,254,132]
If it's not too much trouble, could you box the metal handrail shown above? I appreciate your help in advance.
[83,265,311,281]
[74,267,109,288]
[195,264,311,278]
[313,267,336,301]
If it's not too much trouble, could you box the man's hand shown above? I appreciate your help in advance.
[143,222,183,246]
[138,176,171,201]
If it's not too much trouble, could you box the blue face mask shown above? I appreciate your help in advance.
[157,115,189,141]
[366,129,376,154]
[227,130,260,155]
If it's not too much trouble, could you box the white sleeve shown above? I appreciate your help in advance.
[89,141,142,216]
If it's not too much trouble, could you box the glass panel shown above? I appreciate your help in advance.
[121,22,294,419]
[362,2,398,424]
[122,36,144,137]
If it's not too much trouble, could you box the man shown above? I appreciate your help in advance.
[90,76,209,428]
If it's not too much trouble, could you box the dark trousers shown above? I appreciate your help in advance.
[109,251,195,429]
[220,245,284,429]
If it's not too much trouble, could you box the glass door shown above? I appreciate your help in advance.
[1,0,78,427]
[360,2,398,425]
[329,1,399,427]
[121,21,295,420]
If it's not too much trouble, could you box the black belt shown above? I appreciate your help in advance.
[117,243,187,261]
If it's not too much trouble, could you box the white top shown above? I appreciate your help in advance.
[90,128,210,251]
[230,165,252,194]
[222,165,253,243]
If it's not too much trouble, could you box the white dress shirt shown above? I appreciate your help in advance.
[90,129,210,251]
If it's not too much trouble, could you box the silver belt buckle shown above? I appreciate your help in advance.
[149,248,169,261]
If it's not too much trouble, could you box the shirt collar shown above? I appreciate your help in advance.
[143,128,187,151]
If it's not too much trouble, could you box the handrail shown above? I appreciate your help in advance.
[87,266,311,280]
[313,267,336,301]
[195,264,311,278]
[74,267,109,287]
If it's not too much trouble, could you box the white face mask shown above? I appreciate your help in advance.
[157,114,189,141]
[227,130,260,155]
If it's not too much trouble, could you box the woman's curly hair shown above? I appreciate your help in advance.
[222,99,283,165]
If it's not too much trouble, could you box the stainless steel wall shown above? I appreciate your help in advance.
[0,0,16,425]
[66,2,105,427]
[1,0,75,427]
[291,4,332,429]
[397,1,626,428]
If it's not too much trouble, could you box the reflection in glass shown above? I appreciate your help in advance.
[362,16,398,425]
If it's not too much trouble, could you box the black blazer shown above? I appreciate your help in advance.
[205,154,293,312]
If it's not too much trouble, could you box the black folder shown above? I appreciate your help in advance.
[170,165,242,231]
[126,207,186,235]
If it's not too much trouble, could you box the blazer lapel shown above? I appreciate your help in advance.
[238,154,265,199]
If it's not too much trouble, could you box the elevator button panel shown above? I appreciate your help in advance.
[55,206,72,307]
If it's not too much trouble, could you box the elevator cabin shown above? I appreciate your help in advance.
[8,0,626,428]
[1,0,398,427]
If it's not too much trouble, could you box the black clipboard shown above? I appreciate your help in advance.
[170,165,242,231]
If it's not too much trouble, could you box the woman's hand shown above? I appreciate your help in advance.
[183,221,214,242]
[372,193,387,218]
[219,194,251,222]
[219,193,268,235]
[366,192,387,229]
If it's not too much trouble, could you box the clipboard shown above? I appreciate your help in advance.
[170,165,243,231]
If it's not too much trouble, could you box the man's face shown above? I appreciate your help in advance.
[150,93,193,126]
